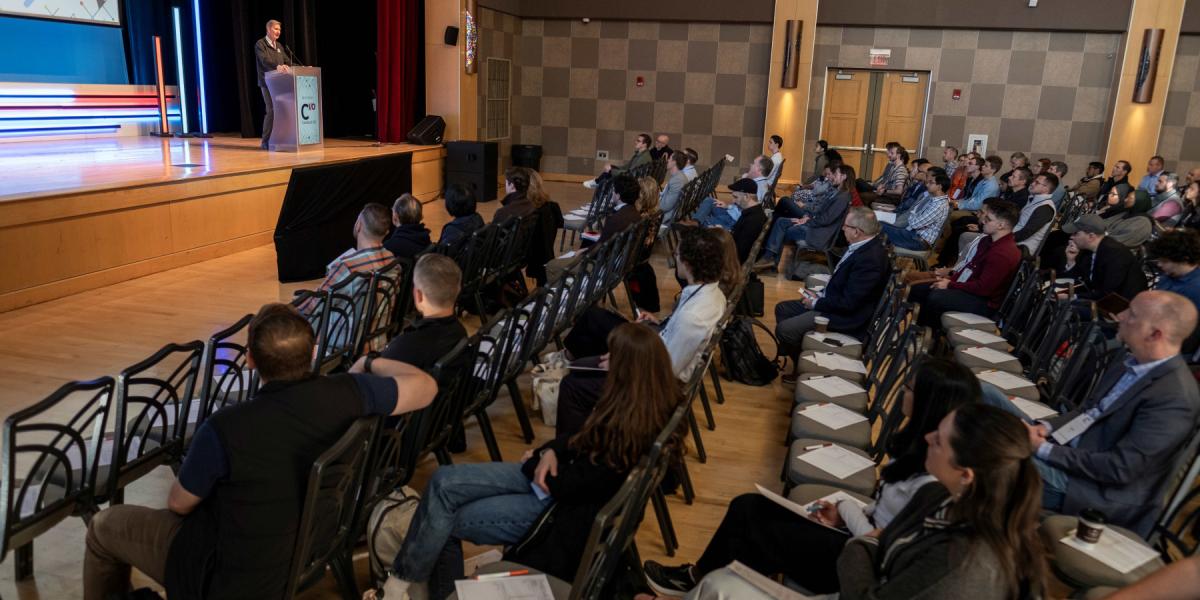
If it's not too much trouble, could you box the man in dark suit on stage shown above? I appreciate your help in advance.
[255,19,296,150]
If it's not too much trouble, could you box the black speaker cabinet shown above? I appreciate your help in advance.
[406,115,445,145]
[444,26,460,45]
[445,141,498,202]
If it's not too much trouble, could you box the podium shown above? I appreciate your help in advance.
[264,66,324,152]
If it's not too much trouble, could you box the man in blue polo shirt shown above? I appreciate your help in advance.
[83,303,437,600]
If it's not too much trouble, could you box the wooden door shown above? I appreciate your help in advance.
[819,70,871,180]
[867,71,929,180]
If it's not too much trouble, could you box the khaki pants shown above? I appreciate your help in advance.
[84,505,183,600]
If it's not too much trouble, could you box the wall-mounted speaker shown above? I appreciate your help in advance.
[444,26,459,46]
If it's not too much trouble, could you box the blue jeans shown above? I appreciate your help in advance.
[394,462,552,597]
[880,222,929,251]
[980,383,1069,510]
[775,196,806,219]
[763,218,809,259]
[692,196,737,229]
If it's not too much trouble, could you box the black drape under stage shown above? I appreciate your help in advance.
[274,153,413,282]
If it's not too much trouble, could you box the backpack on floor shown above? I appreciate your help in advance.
[719,316,780,386]
[367,486,421,585]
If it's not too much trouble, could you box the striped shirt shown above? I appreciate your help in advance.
[873,162,908,194]
[317,245,395,294]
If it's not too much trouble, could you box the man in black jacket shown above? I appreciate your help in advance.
[254,20,297,149]
[1061,213,1148,301]
[383,193,433,259]
[774,207,890,382]
[729,178,768,263]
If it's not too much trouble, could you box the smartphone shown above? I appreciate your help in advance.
[825,339,843,347]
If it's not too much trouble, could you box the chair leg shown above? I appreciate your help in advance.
[678,458,696,505]
[697,384,716,431]
[506,380,535,443]
[475,291,489,327]
[14,542,32,581]
[434,447,453,466]
[708,362,726,405]
[623,279,640,320]
[476,411,504,462]
[687,407,707,464]
[649,490,678,555]
[331,551,359,600]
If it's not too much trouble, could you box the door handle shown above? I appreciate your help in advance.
[830,145,866,152]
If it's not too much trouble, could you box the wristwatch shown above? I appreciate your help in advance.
[364,351,381,374]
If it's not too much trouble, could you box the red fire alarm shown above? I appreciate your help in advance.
[636,76,645,87]
[952,88,962,100]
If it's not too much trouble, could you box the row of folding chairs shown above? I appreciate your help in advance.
[435,212,542,323]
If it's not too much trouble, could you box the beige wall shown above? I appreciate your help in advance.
[1157,34,1200,173]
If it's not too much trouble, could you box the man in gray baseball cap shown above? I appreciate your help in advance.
[1061,213,1106,236]
[1061,213,1147,301]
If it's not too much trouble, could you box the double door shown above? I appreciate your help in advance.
[819,69,929,181]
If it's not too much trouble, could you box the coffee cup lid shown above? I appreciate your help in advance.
[1079,508,1106,524]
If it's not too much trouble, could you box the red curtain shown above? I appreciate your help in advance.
[377,0,420,142]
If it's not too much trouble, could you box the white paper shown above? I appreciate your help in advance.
[963,346,1017,364]
[1060,529,1160,574]
[755,484,867,536]
[1010,397,1058,420]
[812,352,867,374]
[810,274,832,284]
[796,445,876,479]
[947,312,993,325]
[976,369,1034,391]
[569,208,589,216]
[454,574,556,600]
[755,483,812,519]
[801,376,866,398]
[957,329,1006,345]
[1052,413,1096,445]
[816,489,870,511]
[726,560,811,600]
[873,210,897,224]
[798,402,868,430]
[808,331,862,346]
[556,250,577,260]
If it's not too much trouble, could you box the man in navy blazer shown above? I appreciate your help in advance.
[1025,290,1200,537]
[774,207,891,381]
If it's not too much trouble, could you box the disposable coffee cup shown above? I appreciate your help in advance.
[815,316,830,333]
[1076,509,1106,543]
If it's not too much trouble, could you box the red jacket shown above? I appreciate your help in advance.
[948,233,1021,309]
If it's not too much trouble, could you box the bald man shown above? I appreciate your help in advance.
[649,134,674,163]
[989,290,1200,536]
[1187,166,1200,187]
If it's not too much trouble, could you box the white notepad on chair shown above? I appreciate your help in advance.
[798,403,868,430]
[797,445,875,479]
[963,346,1016,364]
[801,376,865,398]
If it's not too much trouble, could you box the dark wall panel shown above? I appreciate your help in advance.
[485,0,774,23]
[1185,0,1200,34]
[817,0,1133,32]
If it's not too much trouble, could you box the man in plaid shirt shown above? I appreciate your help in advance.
[880,169,951,251]
[302,203,395,312]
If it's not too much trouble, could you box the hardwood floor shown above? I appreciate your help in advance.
[0,181,802,598]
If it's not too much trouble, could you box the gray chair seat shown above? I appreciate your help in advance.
[448,560,571,600]
[562,213,590,232]
[785,439,877,496]
[804,273,832,289]
[940,311,998,332]
[794,375,869,413]
[952,345,1023,373]
[786,483,874,507]
[975,370,1039,401]
[1041,515,1164,590]
[801,331,864,358]
[947,327,1010,351]
[797,352,867,384]
[790,402,870,450]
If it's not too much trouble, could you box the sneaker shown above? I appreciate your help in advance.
[752,257,777,272]
[643,561,698,597]
[583,179,598,189]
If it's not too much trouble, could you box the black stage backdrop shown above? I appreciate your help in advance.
[274,153,413,282]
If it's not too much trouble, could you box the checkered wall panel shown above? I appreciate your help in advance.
[1158,34,1200,173]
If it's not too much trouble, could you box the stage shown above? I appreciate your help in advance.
[0,135,445,312]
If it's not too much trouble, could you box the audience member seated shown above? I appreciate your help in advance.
[641,358,981,597]
[583,132,651,189]
[659,151,690,224]
[947,152,973,201]
[937,155,1001,266]
[649,133,674,162]
[302,203,395,313]
[807,139,829,184]
[494,166,545,223]
[874,145,910,198]
[757,164,854,267]
[1098,160,1133,203]
[729,178,768,263]
[383,193,432,260]
[778,162,838,221]
[712,228,744,299]
[1177,181,1200,230]
[1105,189,1155,248]
[371,323,683,600]
[546,175,641,281]
[682,147,700,180]
[1147,230,1200,352]
[1139,155,1166,194]
[83,303,436,600]
[556,227,726,436]
[379,254,466,371]
[1151,171,1185,225]
[653,403,1047,600]
[877,159,930,213]
[909,198,1022,330]
[745,155,774,202]
[942,145,959,177]
[436,183,484,249]
[1013,172,1059,255]
[1068,161,1106,202]
[775,207,889,381]
[1002,166,1031,208]
[1059,214,1148,302]
[880,169,951,252]
[767,134,784,182]
[1047,161,1069,208]
[984,290,1200,537]
[999,151,1029,189]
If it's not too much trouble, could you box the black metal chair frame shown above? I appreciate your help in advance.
[197,314,260,430]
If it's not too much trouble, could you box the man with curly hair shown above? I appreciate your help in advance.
[1148,229,1200,353]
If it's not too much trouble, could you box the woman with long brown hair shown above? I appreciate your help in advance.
[370,322,682,600]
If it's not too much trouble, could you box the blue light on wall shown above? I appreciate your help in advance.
[192,0,209,134]
[171,6,190,135]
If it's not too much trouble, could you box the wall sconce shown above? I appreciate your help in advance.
[464,0,478,75]
[1132,28,1164,104]
[781,20,802,89]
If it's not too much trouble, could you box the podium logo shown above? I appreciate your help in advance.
[300,102,317,120]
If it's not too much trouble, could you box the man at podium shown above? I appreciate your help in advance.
[255,19,297,150]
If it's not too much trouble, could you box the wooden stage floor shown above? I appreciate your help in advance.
[0,135,437,203]
[0,134,445,313]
